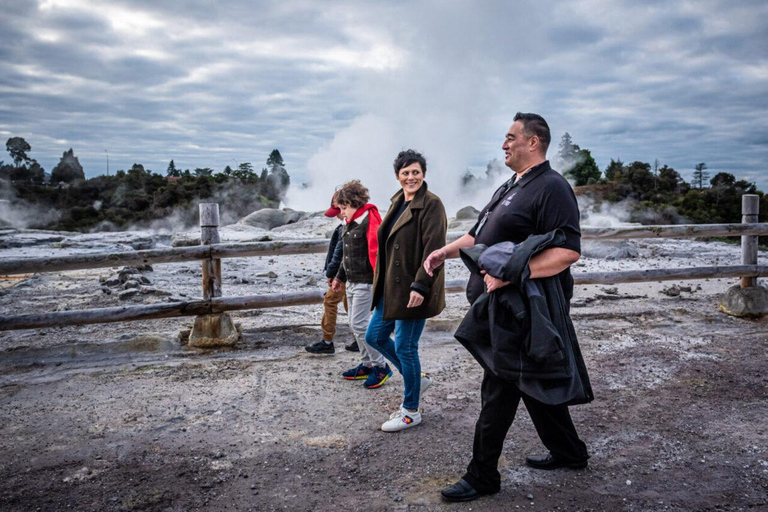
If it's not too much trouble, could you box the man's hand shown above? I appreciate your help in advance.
[331,278,343,292]
[423,248,447,276]
[407,291,424,308]
[481,270,510,292]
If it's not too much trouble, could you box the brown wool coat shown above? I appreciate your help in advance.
[371,181,447,320]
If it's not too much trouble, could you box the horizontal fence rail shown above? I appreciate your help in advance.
[2,267,767,331]
[0,194,765,333]
[1,223,766,276]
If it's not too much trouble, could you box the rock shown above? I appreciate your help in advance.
[660,285,681,297]
[718,284,768,318]
[172,234,201,247]
[257,271,278,279]
[104,275,121,287]
[306,276,317,286]
[187,313,240,348]
[455,206,480,220]
[130,238,155,250]
[601,286,619,295]
[123,279,141,289]
[238,208,309,230]
[581,240,639,260]
[138,275,151,285]
[118,289,139,300]
[118,267,141,281]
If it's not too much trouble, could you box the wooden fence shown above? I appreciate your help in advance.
[0,197,765,332]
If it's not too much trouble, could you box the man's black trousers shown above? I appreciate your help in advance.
[462,370,589,494]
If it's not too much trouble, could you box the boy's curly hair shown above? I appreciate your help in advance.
[336,180,370,209]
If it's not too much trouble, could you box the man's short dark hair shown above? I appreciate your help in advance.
[336,180,370,208]
[393,149,427,175]
[513,112,551,155]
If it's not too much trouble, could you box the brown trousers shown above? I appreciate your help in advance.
[321,281,347,341]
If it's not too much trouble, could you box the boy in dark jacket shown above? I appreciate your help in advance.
[305,192,349,354]
[331,180,392,388]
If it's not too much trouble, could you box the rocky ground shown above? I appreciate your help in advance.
[0,220,766,511]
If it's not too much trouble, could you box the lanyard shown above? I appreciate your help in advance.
[474,178,518,237]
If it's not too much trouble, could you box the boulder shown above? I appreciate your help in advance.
[581,241,639,260]
[718,284,768,318]
[238,208,309,230]
[455,206,480,220]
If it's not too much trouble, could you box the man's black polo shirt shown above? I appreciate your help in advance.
[466,160,581,304]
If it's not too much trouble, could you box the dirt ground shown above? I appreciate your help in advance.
[0,236,767,511]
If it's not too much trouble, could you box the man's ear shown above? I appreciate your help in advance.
[529,135,540,152]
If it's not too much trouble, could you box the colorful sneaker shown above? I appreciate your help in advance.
[305,340,334,354]
[363,364,393,389]
[342,364,372,380]
[381,406,422,432]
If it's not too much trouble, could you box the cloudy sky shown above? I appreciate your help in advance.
[1,0,766,212]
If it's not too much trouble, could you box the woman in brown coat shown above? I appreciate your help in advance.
[365,149,447,432]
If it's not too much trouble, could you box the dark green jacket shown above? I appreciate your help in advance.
[372,182,447,320]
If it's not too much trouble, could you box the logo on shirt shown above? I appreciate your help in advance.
[502,192,517,206]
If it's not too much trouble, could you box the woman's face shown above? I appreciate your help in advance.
[397,162,424,200]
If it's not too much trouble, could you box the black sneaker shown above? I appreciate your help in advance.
[305,341,334,354]
[345,341,360,352]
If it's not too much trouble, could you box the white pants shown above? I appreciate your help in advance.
[346,282,386,367]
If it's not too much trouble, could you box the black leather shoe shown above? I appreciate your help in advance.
[526,453,588,470]
[440,479,490,502]
[345,341,359,352]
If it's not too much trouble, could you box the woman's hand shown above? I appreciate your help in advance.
[407,290,424,308]
[481,270,510,293]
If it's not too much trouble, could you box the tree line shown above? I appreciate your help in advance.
[462,132,766,229]
[0,137,290,231]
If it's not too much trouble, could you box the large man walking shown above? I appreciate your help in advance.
[424,112,592,502]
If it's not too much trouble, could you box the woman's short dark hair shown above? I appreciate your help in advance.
[336,180,370,208]
[393,149,427,175]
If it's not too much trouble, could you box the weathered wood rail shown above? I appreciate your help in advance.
[0,197,764,332]
[0,224,765,276]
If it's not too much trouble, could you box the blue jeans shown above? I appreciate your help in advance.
[365,296,426,410]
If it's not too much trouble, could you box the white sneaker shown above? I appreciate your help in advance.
[381,406,422,432]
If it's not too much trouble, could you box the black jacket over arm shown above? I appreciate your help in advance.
[454,229,593,406]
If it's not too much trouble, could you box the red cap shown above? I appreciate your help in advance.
[324,192,341,217]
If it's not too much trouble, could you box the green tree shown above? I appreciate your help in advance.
[6,137,31,167]
[194,167,214,177]
[564,148,601,186]
[233,162,256,181]
[556,132,578,170]
[266,149,290,198]
[604,159,623,182]
[692,162,709,190]
[51,148,85,183]
[166,159,180,177]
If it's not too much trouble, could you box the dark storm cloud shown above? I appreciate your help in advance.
[0,0,766,206]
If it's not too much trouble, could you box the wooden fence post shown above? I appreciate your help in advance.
[199,203,221,299]
[186,203,240,347]
[741,194,759,288]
